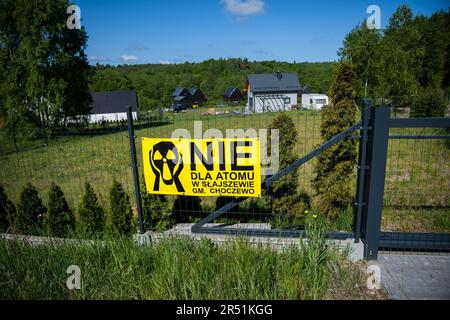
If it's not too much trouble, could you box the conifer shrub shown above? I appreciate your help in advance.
[172,196,203,223]
[215,196,240,221]
[0,186,16,233]
[142,192,173,231]
[77,183,106,238]
[15,183,46,235]
[46,183,75,237]
[312,61,357,218]
[411,87,447,117]
[267,113,311,228]
[108,180,133,236]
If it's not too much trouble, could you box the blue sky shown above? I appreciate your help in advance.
[75,0,449,65]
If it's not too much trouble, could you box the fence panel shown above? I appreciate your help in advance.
[379,120,450,253]
[0,123,134,213]
[135,104,359,236]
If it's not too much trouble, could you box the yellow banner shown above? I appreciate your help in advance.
[142,138,261,197]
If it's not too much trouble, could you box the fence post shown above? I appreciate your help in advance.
[126,106,144,234]
[354,100,371,242]
[360,105,390,260]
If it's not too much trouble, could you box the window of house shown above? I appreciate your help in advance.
[315,98,327,104]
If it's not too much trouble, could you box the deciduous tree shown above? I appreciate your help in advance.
[0,0,91,134]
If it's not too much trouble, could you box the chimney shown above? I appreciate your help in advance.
[276,70,282,80]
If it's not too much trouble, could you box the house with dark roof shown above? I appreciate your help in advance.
[171,87,193,106]
[223,87,244,104]
[245,71,300,113]
[189,87,207,105]
[89,90,138,123]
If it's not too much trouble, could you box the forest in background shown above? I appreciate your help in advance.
[1,2,449,133]
[89,59,337,110]
[339,6,450,117]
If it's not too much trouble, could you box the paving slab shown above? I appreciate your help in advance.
[376,253,450,300]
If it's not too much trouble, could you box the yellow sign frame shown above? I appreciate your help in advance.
[142,137,261,197]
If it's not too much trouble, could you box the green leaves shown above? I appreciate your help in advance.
[89,59,338,110]
[338,20,381,98]
[0,0,91,134]
[412,87,447,117]
[339,4,450,107]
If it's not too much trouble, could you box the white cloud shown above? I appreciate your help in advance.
[221,0,265,17]
[88,56,110,63]
[159,60,172,65]
[120,54,139,63]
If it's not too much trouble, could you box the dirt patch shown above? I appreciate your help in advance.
[386,171,411,182]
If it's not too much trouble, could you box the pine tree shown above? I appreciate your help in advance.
[312,61,357,218]
[78,183,106,237]
[15,183,46,235]
[142,193,173,231]
[46,183,75,237]
[108,181,133,236]
[267,113,310,228]
[0,185,16,233]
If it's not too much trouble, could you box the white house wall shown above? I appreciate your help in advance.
[88,112,138,123]
[301,94,329,110]
[247,92,298,113]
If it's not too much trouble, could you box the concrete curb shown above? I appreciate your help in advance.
[134,223,364,262]
[1,223,364,262]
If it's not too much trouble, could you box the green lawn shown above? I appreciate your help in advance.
[0,108,448,232]
[382,129,450,232]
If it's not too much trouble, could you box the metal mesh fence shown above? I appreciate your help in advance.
[2,103,447,249]
[135,105,358,233]
[0,123,134,211]
[382,128,450,233]
[0,105,362,235]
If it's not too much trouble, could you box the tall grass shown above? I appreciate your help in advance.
[0,235,379,300]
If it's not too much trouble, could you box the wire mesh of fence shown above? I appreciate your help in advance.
[135,105,358,234]
[0,119,135,211]
[1,103,449,258]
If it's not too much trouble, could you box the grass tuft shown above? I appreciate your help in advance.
[0,235,384,300]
